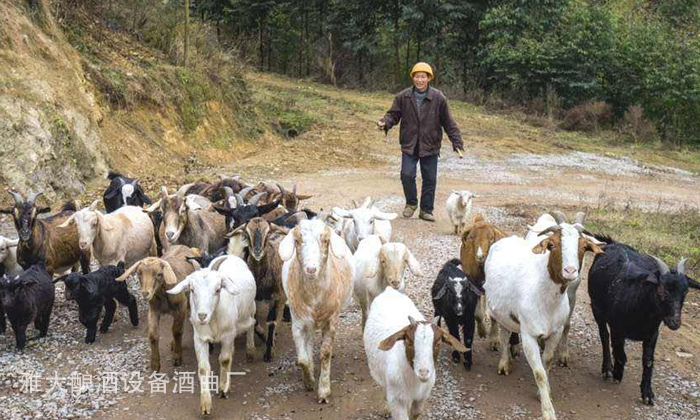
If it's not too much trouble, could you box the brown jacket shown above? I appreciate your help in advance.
[381,87,463,157]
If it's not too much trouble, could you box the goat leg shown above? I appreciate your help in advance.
[100,299,117,333]
[640,332,658,405]
[446,319,461,363]
[462,318,475,370]
[611,332,627,383]
[317,320,337,404]
[0,306,5,335]
[148,310,161,372]
[171,309,185,367]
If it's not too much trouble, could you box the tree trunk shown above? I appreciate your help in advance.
[393,0,401,85]
[183,0,190,67]
[259,19,264,71]
[405,39,410,82]
[435,29,441,86]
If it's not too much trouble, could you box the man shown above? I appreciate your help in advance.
[377,62,464,222]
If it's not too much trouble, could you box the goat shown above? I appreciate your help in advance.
[364,287,466,420]
[279,219,354,403]
[0,263,55,349]
[59,201,156,267]
[227,218,289,362]
[0,191,90,276]
[146,187,227,254]
[484,224,603,420]
[118,245,200,371]
[446,190,476,235]
[167,255,256,416]
[55,262,138,343]
[0,236,22,277]
[185,175,249,202]
[212,187,281,231]
[103,170,152,213]
[333,197,397,253]
[588,237,700,405]
[432,258,484,370]
[459,214,506,347]
[353,235,422,328]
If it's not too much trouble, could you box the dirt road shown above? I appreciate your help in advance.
[1,147,699,420]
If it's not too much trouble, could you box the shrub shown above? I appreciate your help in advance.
[559,101,612,132]
[619,105,658,144]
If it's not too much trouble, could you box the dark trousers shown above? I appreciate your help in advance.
[400,153,438,213]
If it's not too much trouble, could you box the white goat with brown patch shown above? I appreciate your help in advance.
[353,235,423,328]
[484,223,603,420]
[117,245,201,372]
[279,219,354,403]
[60,201,156,267]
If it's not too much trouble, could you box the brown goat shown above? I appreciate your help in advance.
[243,182,312,211]
[117,245,201,372]
[459,214,506,347]
[1,191,89,276]
[227,217,289,362]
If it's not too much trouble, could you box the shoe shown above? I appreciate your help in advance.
[403,205,417,218]
[419,211,436,222]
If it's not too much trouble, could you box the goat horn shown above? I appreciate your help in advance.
[677,258,688,275]
[538,225,562,237]
[235,194,245,206]
[249,192,266,206]
[573,212,586,225]
[222,187,235,199]
[177,183,193,197]
[27,192,43,206]
[351,199,358,209]
[8,191,24,206]
[293,183,298,195]
[551,210,568,224]
[276,183,288,195]
[650,255,670,276]
[239,186,254,199]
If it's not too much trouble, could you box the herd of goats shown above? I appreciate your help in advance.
[0,171,698,420]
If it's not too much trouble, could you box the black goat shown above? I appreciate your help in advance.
[56,262,139,343]
[588,236,700,405]
[103,170,152,213]
[431,258,484,370]
[269,209,318,229]
[0,263,55,350]
[212,187,281,230]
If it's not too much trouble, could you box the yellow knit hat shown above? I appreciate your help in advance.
[410,62,434,80]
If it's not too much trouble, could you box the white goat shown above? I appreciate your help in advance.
[364,287,466,420]
[446,190,476,235]
[167,255,256,417]
[59,201,156,267]
[353,235,423,328]
[333,197,397,253]
[0,236,22,276]
[279,219,354,403]
[484,224,603,420]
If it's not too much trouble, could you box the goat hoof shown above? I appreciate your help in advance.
[317,395,330,404]
[451,351,461,363]
[497,363,510,376]
[602,370,613,381]
[463,362,472,371]
[172,357,182,367]
[218,391,228,399]
[557,355,569,367]
[263,353,273,363]
[150,363,161,372]
[489,341,500,352]
[642,394,655,405]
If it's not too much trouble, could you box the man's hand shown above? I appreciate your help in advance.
[453,145,464,158]
[376,120,387,131]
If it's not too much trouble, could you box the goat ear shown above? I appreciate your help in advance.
[0,207,13,215]
[378,326,409,351]
[372,209,398,221]
[278,228,297,261]
[296,194,312,200]
[8,239,18,247]
[160,261,179,285]
[117,260,142,282]
[166,278,191,295]
[333,207,352,219]
[687,277,700,290]
[89,200,100,211]
[220,275,240,295]
[584,240,605,255]
[532,238,552,254]
[432,283,448,300]
[438,327,469,352]
[645,272,660,285]
[404,249,423,276]
[81,277,98,295]
[57,213,76,228]
[329,231,348,259]
[465,279,484,296]
[37,206,51,215]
